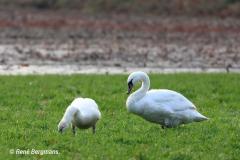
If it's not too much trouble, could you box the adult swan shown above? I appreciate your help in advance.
[126,71,208,128]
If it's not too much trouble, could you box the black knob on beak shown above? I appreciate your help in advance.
[127,80,133,94]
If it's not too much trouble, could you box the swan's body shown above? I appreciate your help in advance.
[126,71,208,128]
[58,98,101,134]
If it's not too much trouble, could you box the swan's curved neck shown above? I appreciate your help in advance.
[138,76,150,95]
[128,74,150,105]
[62,105,78,123]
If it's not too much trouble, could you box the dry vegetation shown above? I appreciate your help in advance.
[0,1,239,71]
[1,0,240,16]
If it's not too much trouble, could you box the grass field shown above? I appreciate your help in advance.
[0,73,240,160]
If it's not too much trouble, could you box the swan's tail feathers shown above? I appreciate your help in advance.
[193,111,209,122]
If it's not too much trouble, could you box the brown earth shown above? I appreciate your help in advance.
[0,9,239,71]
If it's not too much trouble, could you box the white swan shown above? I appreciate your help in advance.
[126,71,208,128]
[58,97,101,134]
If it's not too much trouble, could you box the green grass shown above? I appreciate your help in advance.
[0,73,240,160]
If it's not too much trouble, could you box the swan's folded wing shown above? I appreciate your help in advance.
[146,89,196,112]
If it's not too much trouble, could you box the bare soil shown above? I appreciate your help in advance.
[0,9,239,73]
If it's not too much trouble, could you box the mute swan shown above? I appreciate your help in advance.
[126,71,208,128]
[58,98,101,135]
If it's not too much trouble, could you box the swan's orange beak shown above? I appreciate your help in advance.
[127,81,133,94]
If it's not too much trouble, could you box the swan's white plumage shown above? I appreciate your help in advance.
[58,98,101,134]
[126,71,208,128]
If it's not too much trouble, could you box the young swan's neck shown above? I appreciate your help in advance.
[127,73,150,110]
[61,105,78,124]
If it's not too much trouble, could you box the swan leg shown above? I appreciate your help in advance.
[72,124,76,135]
[92,125,96,134]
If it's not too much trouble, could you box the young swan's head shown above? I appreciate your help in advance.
[58,120,69,133]
[127,71,148,94]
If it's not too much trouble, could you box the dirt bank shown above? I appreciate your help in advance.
[0,10,239,73]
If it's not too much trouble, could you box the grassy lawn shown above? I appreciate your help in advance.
[0,73,239,160]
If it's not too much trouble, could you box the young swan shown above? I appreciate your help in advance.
[126,71,208,128]
[58,98,101,135]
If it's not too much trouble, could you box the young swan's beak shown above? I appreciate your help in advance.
[127,80,133,94]
[58,127,64,134]
[58,121,66,134]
